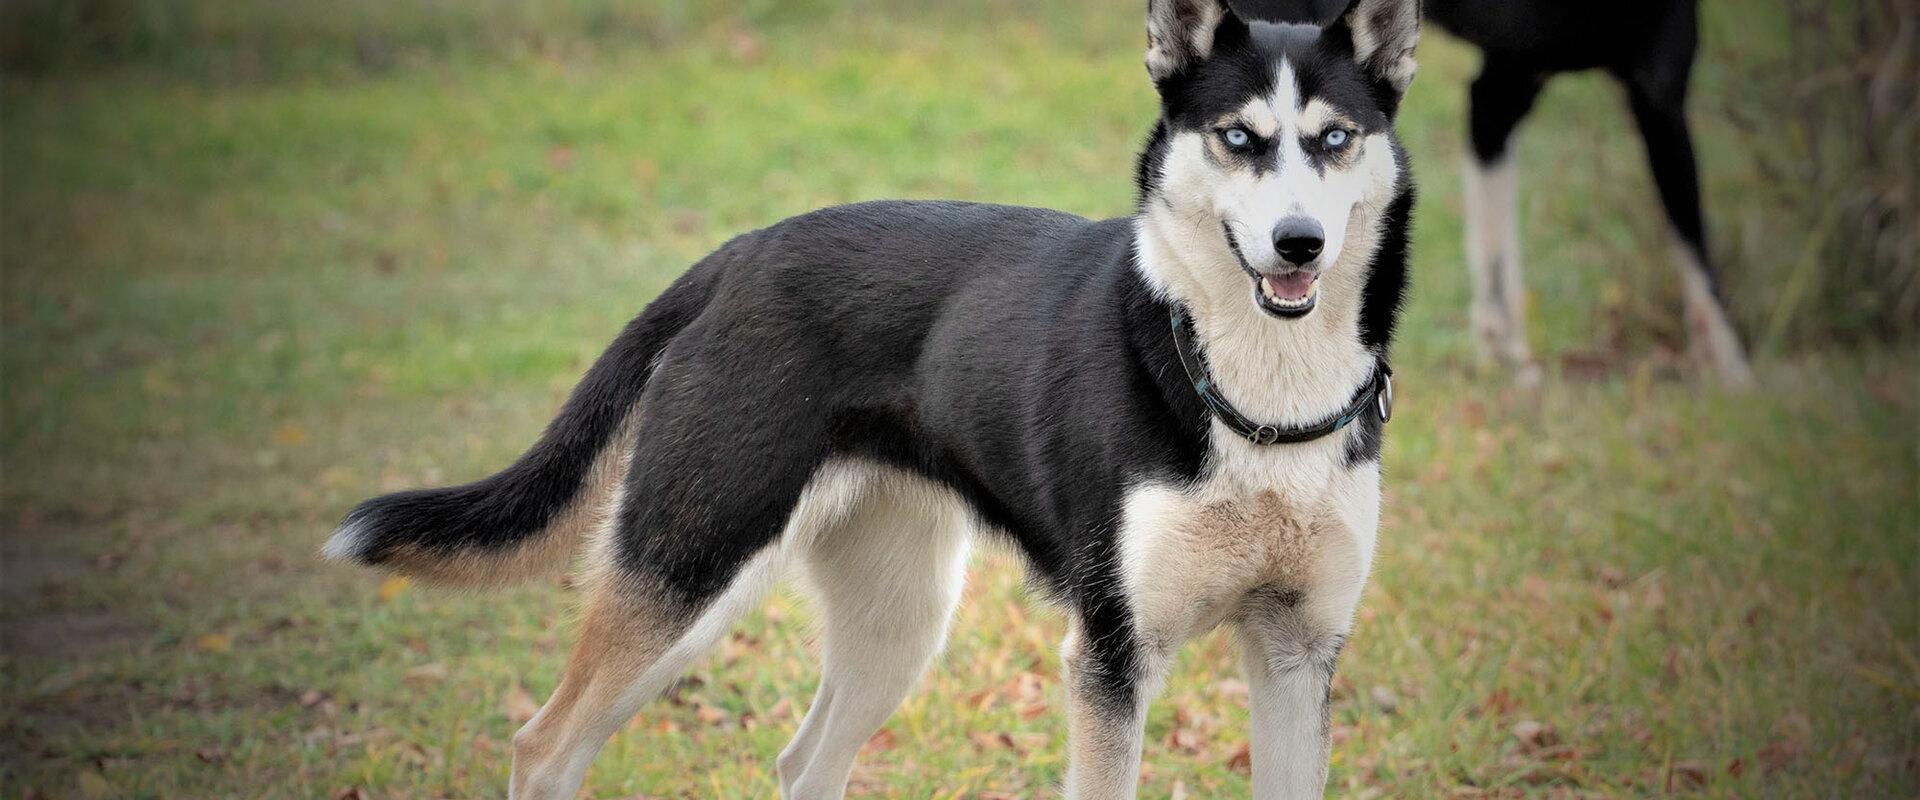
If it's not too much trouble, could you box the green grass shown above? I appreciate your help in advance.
[3,2,1916,797]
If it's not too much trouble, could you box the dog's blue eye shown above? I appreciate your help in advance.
[1221,127,1252,149]
[1323,129,1351,149]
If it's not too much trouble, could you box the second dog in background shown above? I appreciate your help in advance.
[1247,0,1755,386]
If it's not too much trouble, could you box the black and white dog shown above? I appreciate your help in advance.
[326,0,1419,797]
[1248,0,1753,386]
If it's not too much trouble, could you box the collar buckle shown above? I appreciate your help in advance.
[1377,372,1393,423]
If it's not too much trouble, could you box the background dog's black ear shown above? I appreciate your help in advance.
[1324,0,1420,102]
[1145,0,1247,81]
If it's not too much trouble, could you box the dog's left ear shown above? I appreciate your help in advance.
[1325,0,1421,111]
[1145,0,1247,82]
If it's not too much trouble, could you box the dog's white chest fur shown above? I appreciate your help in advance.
[1119,435,1380,650]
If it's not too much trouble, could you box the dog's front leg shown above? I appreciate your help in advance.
[1059,614,1166,800]
[1236,602,1345,800]
[1235,495,1375,799]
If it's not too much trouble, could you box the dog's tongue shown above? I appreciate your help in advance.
[1263,271,1316,301]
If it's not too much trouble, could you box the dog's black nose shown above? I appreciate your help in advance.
[1272,217,1325,266]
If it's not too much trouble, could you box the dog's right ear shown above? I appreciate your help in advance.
[1323,0,1420,101]
[1145,0,1247,81]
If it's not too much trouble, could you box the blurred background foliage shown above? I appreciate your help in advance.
[1702,0,1916,348]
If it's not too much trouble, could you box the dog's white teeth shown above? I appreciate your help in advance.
[1258,279,1317,307]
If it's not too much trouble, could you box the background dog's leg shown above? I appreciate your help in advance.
[1465,57,1547,384]
[1622,57,1755,388]
[1060,616,1164,800]
[509,552,782,800]
[778,477,971,800]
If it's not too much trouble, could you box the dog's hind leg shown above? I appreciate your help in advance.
[1621,46,1755,388]
[1464,56,1548,384]
[777,466,971,800]
[509,549,783,800]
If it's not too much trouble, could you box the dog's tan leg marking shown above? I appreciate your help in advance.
[1464,153,1543,385]
[510,548,783,799]
[509,579,683,800]
[1671,235,1754,388]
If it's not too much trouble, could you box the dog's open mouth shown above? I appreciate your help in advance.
[1251,270,1313,314]
[1223,222,1318,319]
[1255,270,1317,317]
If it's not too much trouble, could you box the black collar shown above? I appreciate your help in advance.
[1168,304,1392,446]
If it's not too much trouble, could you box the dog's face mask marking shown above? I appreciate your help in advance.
[1141,0,1418,320]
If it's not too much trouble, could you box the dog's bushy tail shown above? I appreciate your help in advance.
[322,268,714,587]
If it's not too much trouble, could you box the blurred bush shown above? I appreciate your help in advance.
[1710,0,1917,348]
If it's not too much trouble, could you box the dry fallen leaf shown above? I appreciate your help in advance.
[1225,741,1253,774]
[377,576,411,602]
[1166,727,1206,755]
[1213,677,1249,701]
[504,684,539,725]
[695,702,730,726]
[403,662,449,684]
[1759,736,1805,772]
[862,727,897,752]
[1369,685,1400,715]
[1761,711,1813,773]
[1011,671,1047,703]
[1479,687,1518,718]
[767,696,794,721]
[1005,731,1048,755]
[1667,760,1709,790]
[1511,720,1558,752]
[194,633,233,653]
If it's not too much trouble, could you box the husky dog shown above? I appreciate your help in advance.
[326,0,1418,796]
